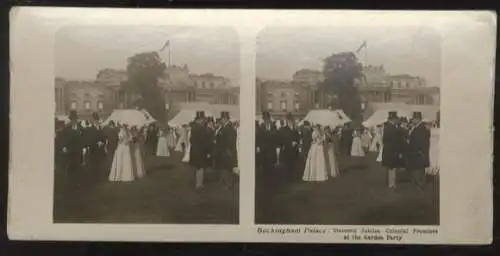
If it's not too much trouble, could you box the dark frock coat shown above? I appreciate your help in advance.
[214,123,237,170]
[406,123,431,170]
[189,122,211,169]
[278,125,300,170]
[256,122,279,169]
[382,121,405,169]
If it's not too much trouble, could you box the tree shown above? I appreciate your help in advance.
[123,52,167,122]
[319,52,364,123]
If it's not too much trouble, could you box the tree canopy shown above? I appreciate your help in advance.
[320,52,364,123]
[123,52,167,122]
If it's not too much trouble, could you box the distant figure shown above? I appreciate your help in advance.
[182,126,192,163]
[130,127,145,179]
[156,128,170,157]
[109,126,135,182]
[350,129,365,157]
[302,125,328,182]
[324,126,339,178]
[340,123,354,155]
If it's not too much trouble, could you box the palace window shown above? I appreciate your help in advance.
[70,101,77,110]
[201,81,206,88]
[267,101,273,110]
[267,92,273,98]
[280,100,287,111]
[97,101,104,110]
[210,82,215,88]
[84,101,91,110]
[281,92,287,98]
[315,103,320,109]
[294,101,300,111]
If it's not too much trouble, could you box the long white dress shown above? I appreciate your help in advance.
[109,129,135,182]
[426,128,440,175]
[182,128,191,163]
[351,131,365,157]
[370,127,383,152]
[174,127,187,152]
[156,130,170,157]
[131,138,145,179]
[234,127,241,175]
[326,139,339,177]
[303,130,328,182]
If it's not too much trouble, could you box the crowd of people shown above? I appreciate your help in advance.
[255,110,440,190]
[54,110,240,190]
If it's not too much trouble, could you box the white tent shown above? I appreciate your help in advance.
[363,103,439,127]
[168,109,215,127]
[362,109,412,127]
[55,115,69,122]
[102,109,156,127]
[302,109,351,127]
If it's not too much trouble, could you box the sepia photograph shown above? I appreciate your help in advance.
[8,8,494,243]
[255,26,441,225]
[53,26,240,224]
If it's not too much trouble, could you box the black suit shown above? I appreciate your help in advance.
[382,121,405,169]
[61,123,83,174]
[189,122,211,169]
[278,125,300,180]
[214,123,237,187]
[406,123,431,170]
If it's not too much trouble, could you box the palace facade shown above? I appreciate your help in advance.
[256,65,440,118]
[55,64,239,120]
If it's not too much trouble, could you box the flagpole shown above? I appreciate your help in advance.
[168,44,171,67]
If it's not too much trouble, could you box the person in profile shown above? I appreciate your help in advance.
[214,111,237,190]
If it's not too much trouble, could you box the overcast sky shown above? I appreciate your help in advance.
[257,26,441,87]
[55,26,240,85]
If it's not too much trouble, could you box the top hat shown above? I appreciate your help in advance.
[220,111,230,120]
[412,111,423,120]
[262,111,271,120]
[69,110,78,121]
[286,112,294,121]
[388,111,398,120]
[195,111,205,120]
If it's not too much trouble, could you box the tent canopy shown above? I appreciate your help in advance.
[168,109,215,127]
[302,109,351,127]
[363,103,439,127]
[102,109,156,127]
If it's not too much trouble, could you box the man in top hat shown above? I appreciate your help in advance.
[406,111,431,189]
[299,120,313,160]
[277,112,301,182]
[61,110,83,177]
[189,111,211,189]
[382,111,406,189]
[214,111,237,189]
[256,111,280,186]
[87,112,106,181]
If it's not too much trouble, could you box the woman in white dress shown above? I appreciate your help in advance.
[109,126,135,182]
[156,127,170,157]
[361,128,372,153]
[376,125,384,162]
[181,125,192,163]
[234,122,241,175]
[324,127,340,178]
[130,127,145,179]
[426,127,440,175]
[302,125,328,182]
[166,126,177,151]
[174,126,186,152]
[350,129,365,157]
[370,125,383,152]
